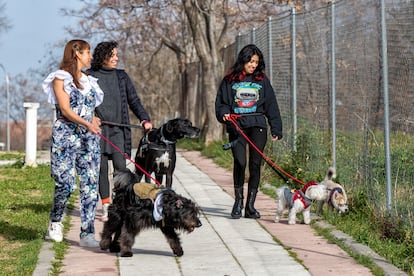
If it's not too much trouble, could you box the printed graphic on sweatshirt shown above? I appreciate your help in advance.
[232,82,261,114]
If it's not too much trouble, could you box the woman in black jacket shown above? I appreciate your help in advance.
[215,44,283,219]
[89,41,152,221]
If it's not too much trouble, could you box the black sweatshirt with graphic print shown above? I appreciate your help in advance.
[215,74,283,139]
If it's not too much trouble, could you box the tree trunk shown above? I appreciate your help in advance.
[182,0,224,144]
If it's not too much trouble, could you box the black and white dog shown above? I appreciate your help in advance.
[134,118,200,188]
[100,170,202,257]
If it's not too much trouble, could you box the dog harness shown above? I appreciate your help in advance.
[282,181,318,209]
[301,181,318,193]
[133,182,165,221]
[284,188,313,209]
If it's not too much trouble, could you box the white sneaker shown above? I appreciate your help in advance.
[102,203,110,222]
[46,221,63,242]
[79,233,99,247]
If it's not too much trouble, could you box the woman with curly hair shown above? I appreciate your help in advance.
[88,41,152,221]
[215,44,283,219]
[43,39,103,247]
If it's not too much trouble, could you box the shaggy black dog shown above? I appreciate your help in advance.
[134,118,200,188]
[100,170,202,257]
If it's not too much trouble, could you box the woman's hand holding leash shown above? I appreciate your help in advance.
[89,116,102,135]
[223,114,231,121]
[271,135,280,142]
[142,120,153,131]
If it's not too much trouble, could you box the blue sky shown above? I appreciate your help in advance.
[0,1,82,76]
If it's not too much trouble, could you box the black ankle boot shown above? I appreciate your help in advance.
[231,187,244,219]
[245,190,260,219]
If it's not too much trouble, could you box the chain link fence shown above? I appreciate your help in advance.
[222,0,414,230]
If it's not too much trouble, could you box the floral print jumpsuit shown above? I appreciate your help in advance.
[43,70,103,238]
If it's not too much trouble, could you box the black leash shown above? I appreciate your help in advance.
[264,160,292,185]
[101,121,143,129]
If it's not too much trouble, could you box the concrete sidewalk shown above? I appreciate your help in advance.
[33,150,406,276]
[34,152,308,276]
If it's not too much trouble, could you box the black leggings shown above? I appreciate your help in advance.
[99,152,127,201]
[230,127,267,192]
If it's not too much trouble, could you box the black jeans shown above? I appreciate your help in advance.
[230,127,267,191]
[99,152,127,201]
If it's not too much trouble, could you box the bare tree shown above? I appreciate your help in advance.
[60,0,302,144]
[0,1,11,40]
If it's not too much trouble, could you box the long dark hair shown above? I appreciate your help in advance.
[60,39,90,89]
[90,41,118,71]
[225,44,266,82]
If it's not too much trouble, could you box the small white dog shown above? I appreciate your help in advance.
[275,181,328,225]
[317,167,349,214]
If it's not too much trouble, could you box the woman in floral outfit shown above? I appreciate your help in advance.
[42,39,104,247]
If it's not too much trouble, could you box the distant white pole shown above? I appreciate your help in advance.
[0,64,10,152]
[24,102,40,167]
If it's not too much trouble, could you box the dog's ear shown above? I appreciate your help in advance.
[166,121,174,133]
[333,189,343,199]
[175,199,183,208]
[334,188,343,195]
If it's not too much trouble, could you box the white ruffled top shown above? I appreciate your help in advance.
[42,69,104,106]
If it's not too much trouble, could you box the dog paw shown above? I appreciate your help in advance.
[173,247,184,257]
[99,239,111,250]
[120,251,133,257]
[288,220,296,225]
[109,243,121,253]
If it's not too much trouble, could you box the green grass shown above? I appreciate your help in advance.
[0,151,24,161]
[0,158,53,275]
[0,152,72,275]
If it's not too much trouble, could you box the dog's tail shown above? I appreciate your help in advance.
[324,167,337,181]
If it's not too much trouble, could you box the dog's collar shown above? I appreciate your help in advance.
[161,136,176,145]
[160,125,176,145]
[153,191,165,222]
[327,187,343,206]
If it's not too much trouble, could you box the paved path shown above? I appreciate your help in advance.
[33,150,406,276]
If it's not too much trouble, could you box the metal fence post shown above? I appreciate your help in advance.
[331,1,337,168]
[380,0,392,212]
[292,8,297,152]
[236,32,242,59]
[267,17,273,81]
[251,27,256,44]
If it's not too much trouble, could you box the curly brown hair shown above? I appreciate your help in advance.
[90,41,118,71]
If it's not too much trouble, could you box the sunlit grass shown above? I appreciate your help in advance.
[0,161,53,275]
[0,155,73,276]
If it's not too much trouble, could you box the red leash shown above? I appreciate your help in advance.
[98,133,162,186]
[228,114,306,186]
